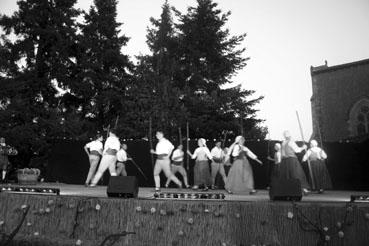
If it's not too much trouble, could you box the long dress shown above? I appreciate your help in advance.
[279,141,310,189]
[225,150,254,193]
[192,147,212,186]
[308,151,332,190]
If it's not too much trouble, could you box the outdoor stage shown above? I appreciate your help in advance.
[1,183,369,246]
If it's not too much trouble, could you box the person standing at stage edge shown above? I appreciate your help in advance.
[0,137,18,182]
[83,133,104,186]
[116,143,131,176]
[187,138,213,190]
[150,131,182,192]
[225,136,262,194]
[279,130,310,194]
[90,129,120,187]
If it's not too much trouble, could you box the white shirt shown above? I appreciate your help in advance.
[86,140,103,154]
[171,149,184,162]
[303,147,327,161]
[231,144,257,160]
[116,148,128,162]
[191,146,212,161]
[210,147,223,159]
[155,138,174,155]
[103,136,120,154]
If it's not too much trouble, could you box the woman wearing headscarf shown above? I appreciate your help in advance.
[279,130,310,194]
[225,136,262,194]
[302,139,332,193]
[187,138,213,190]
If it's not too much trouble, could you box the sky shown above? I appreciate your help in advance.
[1,0,369,140]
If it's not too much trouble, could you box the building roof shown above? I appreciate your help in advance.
[311,58,369,75]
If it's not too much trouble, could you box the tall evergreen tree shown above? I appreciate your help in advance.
[76,0,132,133]
[136,1,186,137]
[0,0,81,165]
[176,0,265,139]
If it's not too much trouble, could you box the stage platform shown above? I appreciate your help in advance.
[1,183,369,246]
[1,182,368,203]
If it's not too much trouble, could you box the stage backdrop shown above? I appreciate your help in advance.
[45,139,369,190]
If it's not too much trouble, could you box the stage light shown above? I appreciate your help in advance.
[351,195,369,203]
[0,186,60,195]
[153,192,225,200]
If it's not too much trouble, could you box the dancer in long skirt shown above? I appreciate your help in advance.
[90,129,120,187]
[83,133,103,186]
[150,131,182,192]
[116,143,131,176]
[187,138,213,190]
[165,144,190,188]
[302,140,332,193]
[267,143,282,183]
[225,136,262,194]
[210,141,227,189]
[279,130,310,194]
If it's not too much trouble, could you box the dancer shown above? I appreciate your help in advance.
[187,138,213,190]
[165,144,190,188]
[150,131,182,192]
[0,137,17,182]
[279,130,310,194]
[210,141,227,189]
[116,143,131,176]
[90,129,120,187]
[267,143,282,183]
[83,133,103,186]
[302,140,332,193]
[225,136,262,194]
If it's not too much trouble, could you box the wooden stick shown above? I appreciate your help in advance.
[149,117,154,170]
[186,122,189,172]
[114,115,119,129]
[178,127,183,146]
[222,130,228,148]
[296,111,315,190]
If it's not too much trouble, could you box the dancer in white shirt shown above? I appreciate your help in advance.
[165,144,190,188]
[187,138,213,190]
[116,143,131,176]
[83,133,103,186]
[302,140,332,193]
[210,141,227,189]
[150,131,182,192]
[90,129,120,187]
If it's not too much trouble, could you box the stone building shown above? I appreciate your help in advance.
[310,58,369,142]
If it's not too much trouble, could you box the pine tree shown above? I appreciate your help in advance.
[0,0,81,165]
[137,1,187,137]
[77,0,132,133]
[176,0,265,139]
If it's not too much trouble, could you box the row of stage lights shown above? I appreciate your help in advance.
[0,186,60,195]
[350,195,369,203]
[153,192,225,200]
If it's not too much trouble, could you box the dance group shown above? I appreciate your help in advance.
[84,129,332,195]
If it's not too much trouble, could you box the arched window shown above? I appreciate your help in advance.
[348,98,369,137]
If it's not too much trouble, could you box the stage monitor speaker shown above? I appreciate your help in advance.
[269,178,302,201]
[107,176,138,198]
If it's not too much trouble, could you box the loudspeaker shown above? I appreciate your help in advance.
[269,178,302,201]
[107,176,139,198]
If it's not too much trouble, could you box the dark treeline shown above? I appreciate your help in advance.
[0,0,266,167]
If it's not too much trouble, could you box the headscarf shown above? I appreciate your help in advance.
[310,139,318,147]
[199,138,207,147]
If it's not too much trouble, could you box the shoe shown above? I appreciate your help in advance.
[185,185,191,189]
[89,184,97,188]
[192,185,199,190]
[226,189,232,194]
[202,186,209,191]
[249,189,257,195]
[155,187,161,192]
[84,183,89,187]
[303,188,310,195]
[318,189,324,194]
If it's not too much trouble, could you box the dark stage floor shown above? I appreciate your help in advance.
[1,182,369,203]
